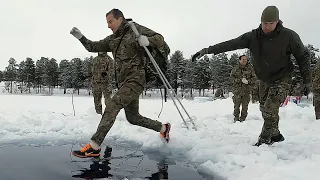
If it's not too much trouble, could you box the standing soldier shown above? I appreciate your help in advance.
[230,55,256,122]
[312,61,320,120]
[92,52,114,115]
[192,6,311,146]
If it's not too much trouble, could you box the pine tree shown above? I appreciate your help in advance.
[82,56,94,95]
[167,50,185,94]
[70,58,84,95]
[17,61,27,93]
[44,58,59,94]
[211,53,230,91]
[193,55,211,96]
[4,58,18,93]
[181,59,195,97]
[58,59,72,94]
[35,57,48,93]
[24,58,36,93]
[229,53,240,67]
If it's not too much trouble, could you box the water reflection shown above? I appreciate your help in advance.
[71,146,170,180]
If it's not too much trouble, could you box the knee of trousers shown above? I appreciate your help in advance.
[125,114,140,125]
[260,106,279,119]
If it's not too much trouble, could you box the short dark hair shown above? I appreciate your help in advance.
[239,55,246,60]
[106,9,125,19]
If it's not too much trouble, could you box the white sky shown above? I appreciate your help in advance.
[0,0,319,69]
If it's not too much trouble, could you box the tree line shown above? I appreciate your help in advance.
[0,44,319,97]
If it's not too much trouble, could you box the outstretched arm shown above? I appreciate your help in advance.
[207,31,252,55]
[70,27,111,52]
[79,36,111,53]
[192,31,252,61]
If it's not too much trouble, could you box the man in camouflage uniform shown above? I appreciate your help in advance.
[70,9,171,158]
[192,6,311,146]
[312,61,320,120]
[92,52,114,115]
[230,55,256,122]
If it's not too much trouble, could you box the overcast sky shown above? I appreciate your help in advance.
[0,0,319,69]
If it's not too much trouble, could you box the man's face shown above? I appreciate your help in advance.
[106,14,123,33]
[240,56,247,65]
[261,20,278,34]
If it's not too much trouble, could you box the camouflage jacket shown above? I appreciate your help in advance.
[230,63,256,95]
[312,61,320,93]
[92,54,113,83]
[79,19,164,89]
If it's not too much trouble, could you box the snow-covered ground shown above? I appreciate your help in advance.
[0,92,319,180]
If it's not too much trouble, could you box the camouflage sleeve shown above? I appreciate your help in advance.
[136,23,164,48]
[289,30,311,84]
[79,35,111,52]
[230,67,241,84]
[207,31,252,55]
[312,63,320,91]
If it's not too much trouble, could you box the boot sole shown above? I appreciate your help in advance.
[72,151,100,158]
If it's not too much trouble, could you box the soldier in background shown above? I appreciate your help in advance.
[230,55,256,122]
[312,61,320,120]
[92,52,114,115]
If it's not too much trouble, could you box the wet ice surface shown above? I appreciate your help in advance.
[0,140,214,180]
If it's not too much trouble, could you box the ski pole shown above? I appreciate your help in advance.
[128,21,197,130]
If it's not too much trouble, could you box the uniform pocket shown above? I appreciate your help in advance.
[268,85,286,105]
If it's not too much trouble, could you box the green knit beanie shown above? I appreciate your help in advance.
[261,6,279,22]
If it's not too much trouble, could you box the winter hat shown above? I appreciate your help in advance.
[261,6,279,22]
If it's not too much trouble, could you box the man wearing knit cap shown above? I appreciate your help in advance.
[192,6,311,146]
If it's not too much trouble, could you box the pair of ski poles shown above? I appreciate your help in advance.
[128,21,197,131]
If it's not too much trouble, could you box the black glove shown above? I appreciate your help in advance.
[191,48,209,62]
[303,83,312,96]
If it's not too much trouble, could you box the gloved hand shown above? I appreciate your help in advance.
[241,78,248,84]
[137,35,150,46]
[191,48,209,61]
[70,27,83,39]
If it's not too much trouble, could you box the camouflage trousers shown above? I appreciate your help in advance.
[313,89,320,119]
[251,88,259,103]
[92,82,112,115]
[258,76,291,142]
[91,81,163,145]
[232,93,250,121]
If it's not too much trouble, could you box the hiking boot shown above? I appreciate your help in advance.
[160,123,171,143]
[270,133,285,144]
[72,143,101,158]
[239,116,246,122]
[254,136,271,146]
[95,106,102,115]
[234,117,239,123]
